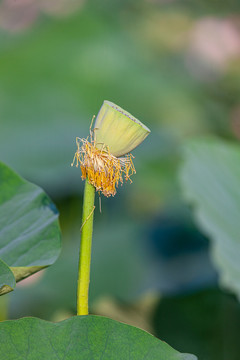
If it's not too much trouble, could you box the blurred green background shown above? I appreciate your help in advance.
[1,1,240,359]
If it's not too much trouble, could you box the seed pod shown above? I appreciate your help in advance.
[94,101,150,157]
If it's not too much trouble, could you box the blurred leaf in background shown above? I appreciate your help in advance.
[153,287,240,360]
[180,138,240,300]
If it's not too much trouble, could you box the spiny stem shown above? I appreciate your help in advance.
[77,178,95,315]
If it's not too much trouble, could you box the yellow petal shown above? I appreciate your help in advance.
[94,100,150,157]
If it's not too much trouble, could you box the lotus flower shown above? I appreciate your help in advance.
[72,100,150,197]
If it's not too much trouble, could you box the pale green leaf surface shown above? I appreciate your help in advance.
[180,138,240,299]
[0,162,61,294]
[0,315,197,360]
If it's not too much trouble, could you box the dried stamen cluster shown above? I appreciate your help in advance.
[71,137,136,197]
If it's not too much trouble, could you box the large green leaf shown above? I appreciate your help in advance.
[180,138,240,299]
[0,315,197,360]
[0,162,61,295]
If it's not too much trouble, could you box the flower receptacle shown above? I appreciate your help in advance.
[94,100,150,157]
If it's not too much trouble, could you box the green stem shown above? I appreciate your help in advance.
[77,178,95,315]
[0,294,8,321]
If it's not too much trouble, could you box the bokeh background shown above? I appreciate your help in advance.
[1,1,240,359]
